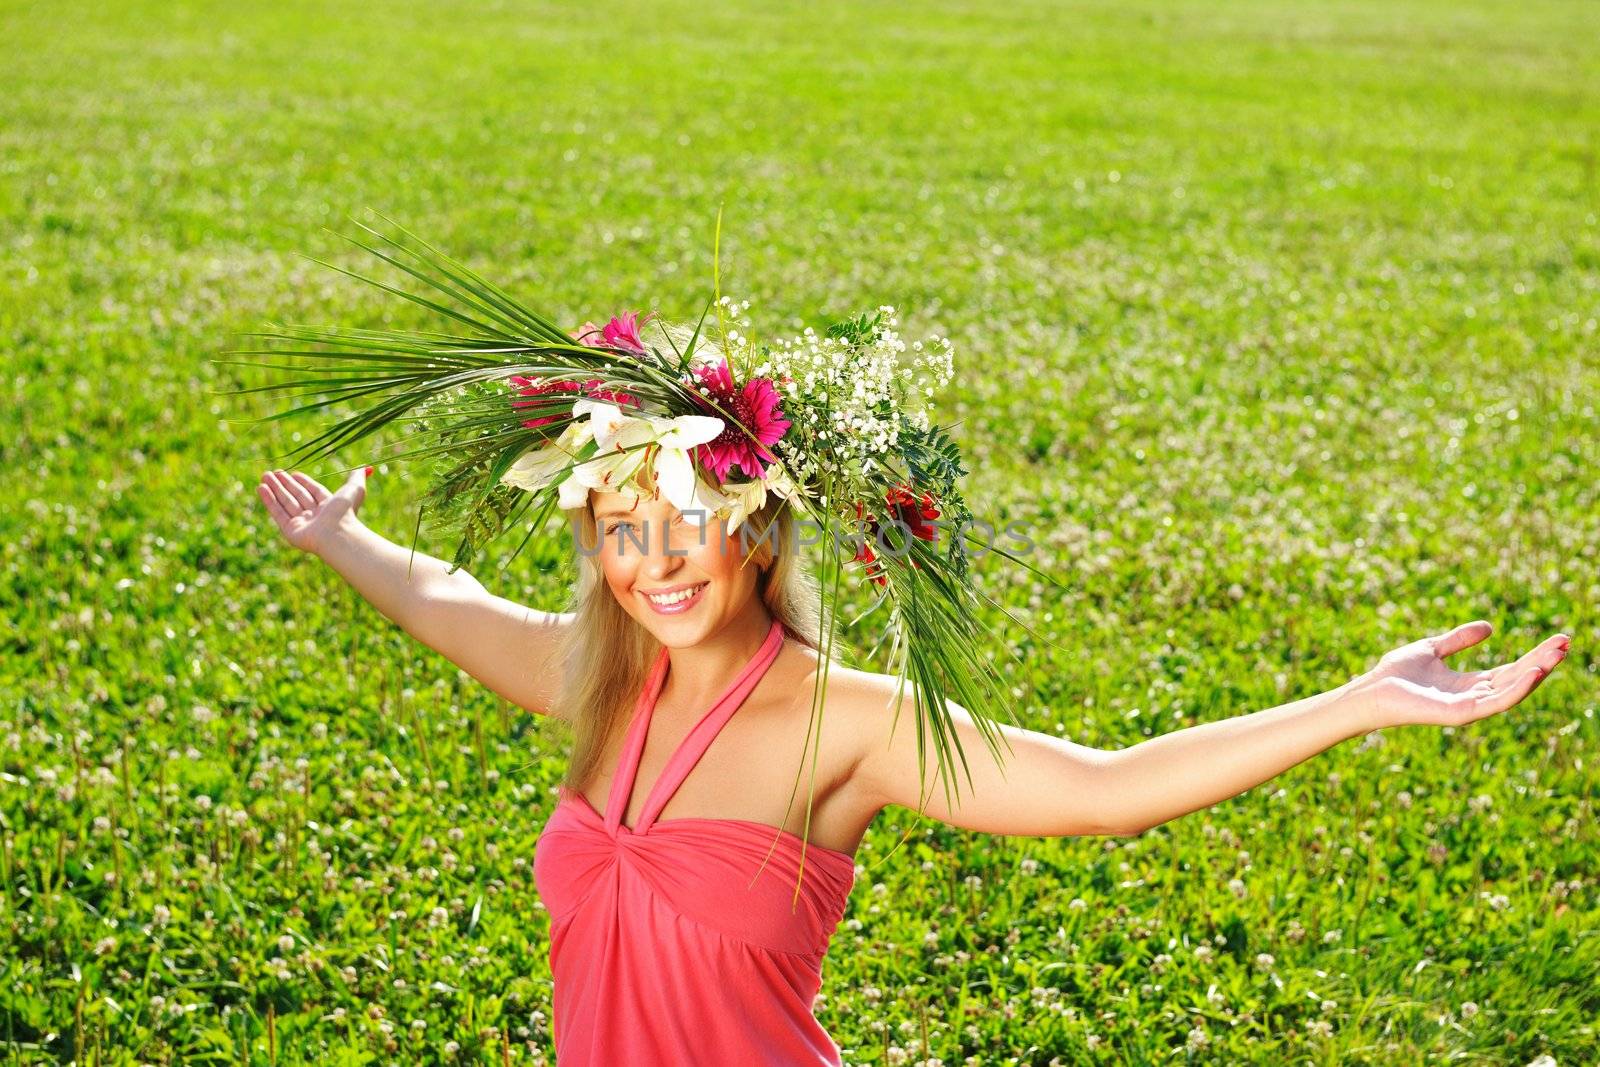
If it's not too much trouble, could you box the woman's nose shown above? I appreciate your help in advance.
[642,520,691,577]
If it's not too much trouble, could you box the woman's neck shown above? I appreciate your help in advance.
[657,600,777,712]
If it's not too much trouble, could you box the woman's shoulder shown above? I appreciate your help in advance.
[774,640,906,699]
[770,641,917,754]
[756,641,916,833]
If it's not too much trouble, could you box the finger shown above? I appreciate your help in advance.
[334,465,370,502]
[264,470,300,515]
[257,482,291,531]
[264,471,304,516]
[1485,633,1571,687]
[1467,664,1548,723]
[260,470,292,511]
[291,471,333,505]
[276,469,316,512]
[1429,620,1492,660]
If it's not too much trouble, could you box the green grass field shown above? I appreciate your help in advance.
[4,0,1598,1062]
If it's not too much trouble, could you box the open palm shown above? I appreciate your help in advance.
[256,467,369,556]
[1362,620,1571,729]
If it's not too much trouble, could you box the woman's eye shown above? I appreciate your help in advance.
[606,521,633,534]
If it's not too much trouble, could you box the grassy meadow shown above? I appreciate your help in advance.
[3,0,1598,1062]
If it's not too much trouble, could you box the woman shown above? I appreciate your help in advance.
[257,463,1570,1065]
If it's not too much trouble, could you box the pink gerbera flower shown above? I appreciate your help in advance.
[573,310,654,353]
[688,356,791,481]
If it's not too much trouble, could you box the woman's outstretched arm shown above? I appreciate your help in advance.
[256,467,573,718]
[847,621,1571,838]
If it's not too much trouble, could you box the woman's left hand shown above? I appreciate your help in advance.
[1356,620,1571,730]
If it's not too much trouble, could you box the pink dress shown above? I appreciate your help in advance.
[534,619,858,1065]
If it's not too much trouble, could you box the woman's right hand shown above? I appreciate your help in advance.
[257,467,371,557]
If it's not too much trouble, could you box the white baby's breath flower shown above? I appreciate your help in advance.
[763,310,952,486]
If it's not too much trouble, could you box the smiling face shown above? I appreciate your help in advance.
[587,488,768,648]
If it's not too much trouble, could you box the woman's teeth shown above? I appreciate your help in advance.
[645,583,706,606]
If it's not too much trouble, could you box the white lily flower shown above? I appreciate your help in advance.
[709,461,803,534]
[650,443,734,516]
[762,460,800,500]
[572,399,635,448]
[711,478,766,535]
[568,400,726,513]
[499,420,592,499]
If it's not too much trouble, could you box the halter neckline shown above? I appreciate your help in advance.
[603,618,786,836]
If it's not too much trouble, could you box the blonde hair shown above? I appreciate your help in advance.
[550,489,835,796]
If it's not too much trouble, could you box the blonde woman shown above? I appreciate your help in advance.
[257,463,1569,1066]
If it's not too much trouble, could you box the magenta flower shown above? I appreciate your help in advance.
[688,356,791,481]
[509,376,638,429]
[574,310,653,353]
